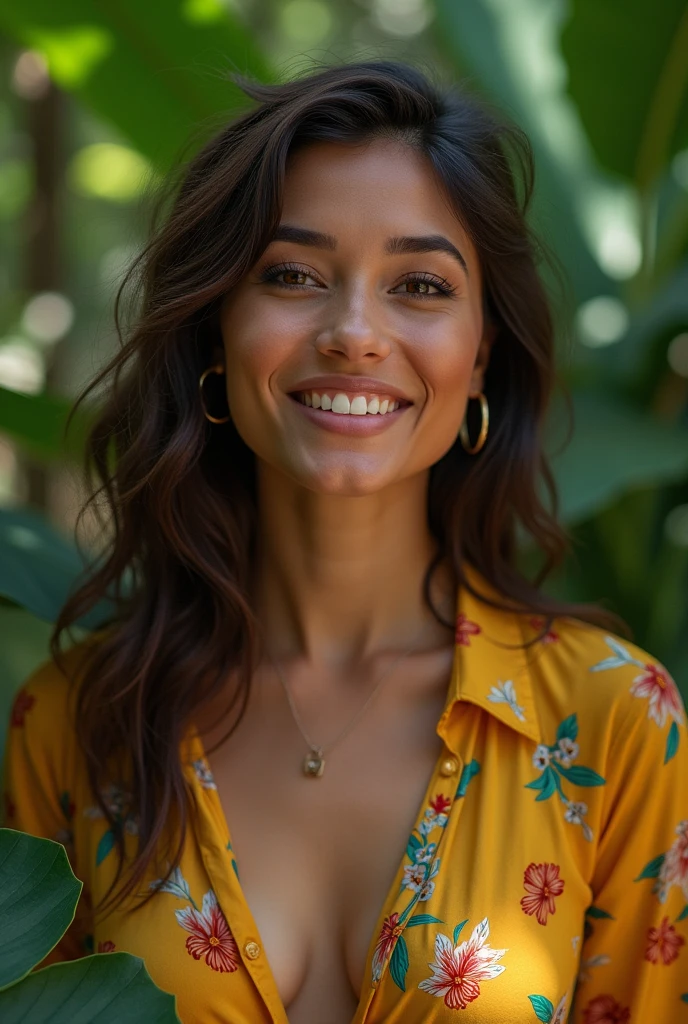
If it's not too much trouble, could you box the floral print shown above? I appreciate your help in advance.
[455,613,481,646]
[581,995,630,1023]
[418,917,507,1009]
[528,994,567,1023]
[192,758,217,789]
[525,714,604,841]
[520,862,565,926]
[152,867,239,974]
[11,689,35,727]
[590,637,683,764]
[530,617,560,644]
[487,679,526,721]
[645,915,685,965]
[176,890,239,973]
[4,571,687,1022]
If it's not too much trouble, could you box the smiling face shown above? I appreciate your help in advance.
[219,136,493,495]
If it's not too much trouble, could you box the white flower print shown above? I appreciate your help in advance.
[554,737,579,768]
[150,865,193,902]
[564,800,593,842]
[192,758,217,789]
[418,917,507,1009]
[577,953,611,984]
[403,858,440,895]
[486,679,526,721]
[551,995,568,1024]
[414,842,437,864]
[418,809,448,836]
[532,744,551,771]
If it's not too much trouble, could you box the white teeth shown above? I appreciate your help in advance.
[331,393,351,414]
[299,391,404,414]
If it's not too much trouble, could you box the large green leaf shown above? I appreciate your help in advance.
[0,507,116,628]
[0,830,81,989]
[0,386,88,463]
[561,0,688,184]
[431,0,611,304]
[0,953,179,1022]
[0,0,271,169]
[549,390,688,524]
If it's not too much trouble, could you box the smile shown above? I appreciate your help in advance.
[294,390,407,415]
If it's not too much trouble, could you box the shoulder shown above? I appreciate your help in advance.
[8,630,109,748]
[527,615,685,764]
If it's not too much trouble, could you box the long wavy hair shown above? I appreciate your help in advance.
[52,60,621,915]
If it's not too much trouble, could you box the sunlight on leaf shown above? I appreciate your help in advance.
[27,25,113,88]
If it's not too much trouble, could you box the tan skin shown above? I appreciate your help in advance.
[198,137,494,1023]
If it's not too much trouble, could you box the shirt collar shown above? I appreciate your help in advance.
[437,564,544,751]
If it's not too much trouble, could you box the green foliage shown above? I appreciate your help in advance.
[0,829,180,1021]
[0,0,271,170]
[561,0,688,185]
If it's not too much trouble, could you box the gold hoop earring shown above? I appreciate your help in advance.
[460,392,489,454]
[199,364,231,424]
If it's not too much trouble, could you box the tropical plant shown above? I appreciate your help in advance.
[0,827,179,1021]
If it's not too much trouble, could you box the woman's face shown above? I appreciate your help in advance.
[219,137,493,495]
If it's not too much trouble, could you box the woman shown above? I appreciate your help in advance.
[3,62,687,1024]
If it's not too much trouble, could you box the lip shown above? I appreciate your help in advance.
[288,394,410,435]
[287,375,413,404]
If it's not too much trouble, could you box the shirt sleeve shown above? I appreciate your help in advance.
[571,658,688,1021]
[2,659,91,964]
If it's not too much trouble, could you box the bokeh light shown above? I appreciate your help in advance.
[576,296,629,347]
[664,504,688,548]
[11,50,50,100]
[280,1,333,44]
[0,340,45,395]
[68,143,154,203]
[21,293,74,344]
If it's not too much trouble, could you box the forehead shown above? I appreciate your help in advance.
[280,137,479,275]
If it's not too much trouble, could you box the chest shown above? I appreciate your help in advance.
[202,659,452,1021]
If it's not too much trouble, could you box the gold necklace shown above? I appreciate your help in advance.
[268,626,427,777]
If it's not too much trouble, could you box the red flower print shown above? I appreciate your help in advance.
[98,940,116,953]
[530,617,559,643]
[455,613,481,647]
[645,916,685,965]
[372,912,403,982]
[419,917,506,1008]
[630,663,684,728]
[659,819,688,902]
[520,862,565,925]
[429,794,451,815]
[582,994,630,1024]
[175,890,239,973]
[11,690,35,727]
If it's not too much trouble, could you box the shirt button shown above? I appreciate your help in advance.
[440,756,459,777]
[244,940,261,960]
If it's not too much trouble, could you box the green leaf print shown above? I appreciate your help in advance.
[634,853,665,881]
[96,828,116,866]
[665,721,680,764]
[556,714,578,743]
[552,764,605,787]
[453,919,468,944]
[586,905,615,919]
[676,905,688,922]
[406,834,422,859]
[456,759,480,798]
[406,914,443,927]
[528,994,554,1022]
[389,934,409,991]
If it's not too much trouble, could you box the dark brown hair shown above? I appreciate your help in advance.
[52,60,622,915]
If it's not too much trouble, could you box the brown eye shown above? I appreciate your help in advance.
[406,280,432,294]
[282,270,309,286]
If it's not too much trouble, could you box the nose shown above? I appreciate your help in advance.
[314,285,391,362]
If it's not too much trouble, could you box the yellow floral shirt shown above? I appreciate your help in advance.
[3,573,688,1023]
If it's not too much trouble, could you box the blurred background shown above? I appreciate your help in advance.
[1,0,687,752]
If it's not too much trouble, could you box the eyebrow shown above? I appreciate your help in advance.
[270,225,468,275]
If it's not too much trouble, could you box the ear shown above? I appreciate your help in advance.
[469,320,497,396]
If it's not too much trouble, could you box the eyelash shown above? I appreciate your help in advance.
[258,262,457,299]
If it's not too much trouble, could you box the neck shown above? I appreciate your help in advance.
[252,462,457,668]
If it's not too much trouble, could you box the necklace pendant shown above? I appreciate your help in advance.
[303,749,325,777]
